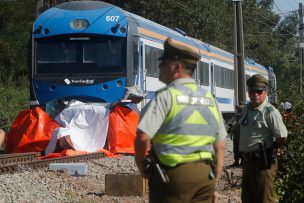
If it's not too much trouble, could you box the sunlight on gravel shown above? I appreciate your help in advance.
[0,138,241,203]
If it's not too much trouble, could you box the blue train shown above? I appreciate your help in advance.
[30,0,277,118]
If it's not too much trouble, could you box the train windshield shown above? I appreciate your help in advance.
[34,36,126,76]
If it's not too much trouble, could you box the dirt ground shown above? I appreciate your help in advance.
[217,138,242,203]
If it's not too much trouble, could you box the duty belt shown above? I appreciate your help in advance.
[240,151,261,162]
[163,159,213,170]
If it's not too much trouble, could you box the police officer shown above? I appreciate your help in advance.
[134,37,227,203]
[281,102,297,128]
[282,102,292,113]
[239,74,288,203]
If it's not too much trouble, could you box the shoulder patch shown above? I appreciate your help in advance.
[266,106,274,112]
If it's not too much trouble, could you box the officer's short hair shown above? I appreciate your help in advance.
[181,61,197,74]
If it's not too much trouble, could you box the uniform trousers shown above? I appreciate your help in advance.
[232,131,240,163]
[241,157,278,203]
[149,161,215,203]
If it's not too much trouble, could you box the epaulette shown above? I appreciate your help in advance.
[155,87,168,96]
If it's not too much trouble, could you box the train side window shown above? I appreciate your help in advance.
[214,65,222,87]
[198,61,209,86]
[214,64,234,89]
[145,45,163,77]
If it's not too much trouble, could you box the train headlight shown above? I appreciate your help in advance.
[71,19,89,30]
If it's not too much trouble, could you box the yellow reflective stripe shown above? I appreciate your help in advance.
[158,151,213,167]
[184,83,197,92]
[184,110,208,124]
[164,88,175,123]
[165,88,184,123]
[153,134,216,146]
[205,91,220,124]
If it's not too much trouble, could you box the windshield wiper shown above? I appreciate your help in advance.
[108,40,116,56]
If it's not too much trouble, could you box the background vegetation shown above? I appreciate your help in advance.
[0,0,303,201]
[276,86,304,202]
[0,86,29,131]
[0,0,35,131]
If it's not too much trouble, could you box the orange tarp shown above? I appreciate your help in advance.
[5,107,61,153]
[5,104,139,158]
[107,105,139,154]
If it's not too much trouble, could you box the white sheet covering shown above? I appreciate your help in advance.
[45,101,109,155]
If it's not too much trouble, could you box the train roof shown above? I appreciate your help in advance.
[54,1,113,10]
[245,58,268,77]
[34,1,231,62]
[126,12,237,63]
[34,1,268,75]
[125,12,212,55]
[34,1,128,38]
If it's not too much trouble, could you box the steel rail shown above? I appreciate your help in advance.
[0,152,104,174]
[0,152,41,165]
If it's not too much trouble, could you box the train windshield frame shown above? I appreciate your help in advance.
[34,35,127,77]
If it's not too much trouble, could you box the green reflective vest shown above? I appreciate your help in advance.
[153,82,221,167]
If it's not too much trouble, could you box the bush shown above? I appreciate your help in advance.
[0,85,29,132]
[275,85,304,203]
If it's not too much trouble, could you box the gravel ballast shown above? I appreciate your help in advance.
[0,138,242,203]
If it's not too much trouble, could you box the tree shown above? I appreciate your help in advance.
[0,0,36,86]
[122,0,234,51]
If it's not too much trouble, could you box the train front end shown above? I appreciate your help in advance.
[30,1,128,108]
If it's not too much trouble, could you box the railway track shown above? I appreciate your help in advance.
[0,152,41,165]
[0,152,104,174]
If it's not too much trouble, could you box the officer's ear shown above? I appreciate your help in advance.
[173,62,183,73]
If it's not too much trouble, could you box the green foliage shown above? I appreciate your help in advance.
[0,85,29,132]
[243,0,281,64]
[0,0,299,90]
[0,1,302,201]
[275,85,304,202]
[122,0,233,51]
[272,12,299,92]
[121,0,298,91]
[0,0,34,130]
[0,0,36,86]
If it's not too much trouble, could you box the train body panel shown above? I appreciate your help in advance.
[34,2,127,38]
[31,1,130,105]
[30,1,276,118]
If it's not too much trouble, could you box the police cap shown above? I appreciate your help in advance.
[246,74,268,90]
[158,37,200,65]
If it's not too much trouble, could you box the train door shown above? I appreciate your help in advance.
[135,39,146,110]
[210,61,216,96]
[137,38,165,109]
[211,60,235,115]
[137,39,145,94]
[197,59,211,91]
